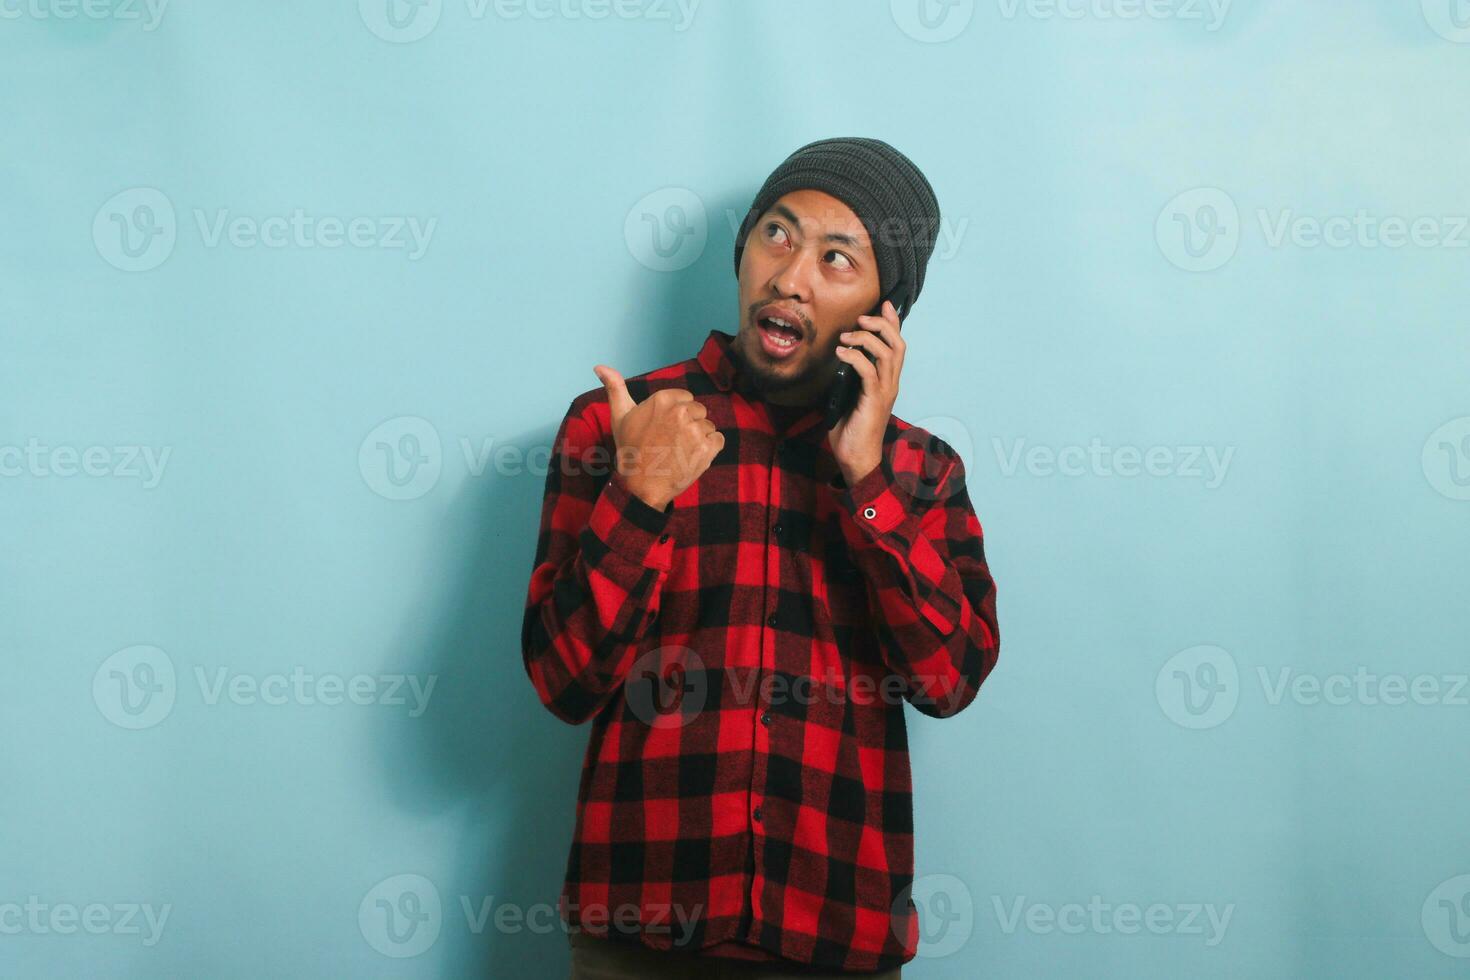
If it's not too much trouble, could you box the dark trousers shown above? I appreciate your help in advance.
[566,929,903,979]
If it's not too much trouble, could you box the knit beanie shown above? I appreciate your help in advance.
[732,137,941,318]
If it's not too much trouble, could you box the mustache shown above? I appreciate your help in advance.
[748,304,812,334]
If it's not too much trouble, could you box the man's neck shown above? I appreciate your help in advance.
[763,388,821,408]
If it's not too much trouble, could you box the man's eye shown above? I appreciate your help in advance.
[827,251,853,270]
[764,222,788,244]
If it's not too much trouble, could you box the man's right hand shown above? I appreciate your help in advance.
[594,365,725,511]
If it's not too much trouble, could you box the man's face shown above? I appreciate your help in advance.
[733,189,882,406]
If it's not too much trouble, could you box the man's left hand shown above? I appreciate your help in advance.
[828,299,905,486]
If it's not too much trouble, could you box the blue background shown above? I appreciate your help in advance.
[4,1,1469,977]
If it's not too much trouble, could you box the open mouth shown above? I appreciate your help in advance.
[755,307,805,359]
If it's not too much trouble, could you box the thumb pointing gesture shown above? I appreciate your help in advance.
[594,364,637,427]
[588,365,716,511]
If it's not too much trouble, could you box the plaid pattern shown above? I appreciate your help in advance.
[521,329,1000,973]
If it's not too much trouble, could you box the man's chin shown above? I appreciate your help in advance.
[735,331,794,378]
[732,330,827,402]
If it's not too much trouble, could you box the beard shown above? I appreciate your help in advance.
[729,325,829,406]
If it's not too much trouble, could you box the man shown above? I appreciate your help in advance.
[521,137,1000,978]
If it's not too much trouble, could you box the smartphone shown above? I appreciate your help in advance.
[822,278,910,431]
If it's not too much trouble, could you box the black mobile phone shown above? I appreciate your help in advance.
[822,279,910,431]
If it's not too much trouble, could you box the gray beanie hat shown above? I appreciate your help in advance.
[733,137,941,318]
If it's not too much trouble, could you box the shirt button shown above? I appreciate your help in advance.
[771,523,783,537]
[766,613,778,628]
[862,506,877,520]
[753,806,763,822]
[658,533,670,543]
[760,711,772,726]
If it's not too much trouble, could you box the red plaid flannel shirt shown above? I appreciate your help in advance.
[521,329,1000,973]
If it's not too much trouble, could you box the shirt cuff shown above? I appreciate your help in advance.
[838,457,912,537]
[585,471,676,570]
[838,456,963,637]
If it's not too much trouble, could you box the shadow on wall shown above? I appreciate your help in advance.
[375,421,585,978]
[373,186,749,977]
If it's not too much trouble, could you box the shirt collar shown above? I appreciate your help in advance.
[697,329,742,393]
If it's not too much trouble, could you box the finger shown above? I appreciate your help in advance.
[682,400,708,421]
[838,328,892,364]
[881,299,903,334]
[856,309,905,353]
[860,300,903,334]
[835,345,879,384]
[594,365,637,423]
[680,428,722,476]
[855,304,905,383]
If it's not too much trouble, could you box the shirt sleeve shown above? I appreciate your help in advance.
[520,400,677,724]
[836,431,1000,719]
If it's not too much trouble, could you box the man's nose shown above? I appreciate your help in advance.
[770,247,818,300]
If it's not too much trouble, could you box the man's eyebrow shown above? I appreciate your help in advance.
[768,203,870,252]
